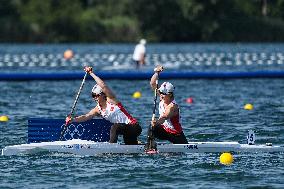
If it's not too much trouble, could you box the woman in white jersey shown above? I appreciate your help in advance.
[150,65,188,144]
[66,67,142,145]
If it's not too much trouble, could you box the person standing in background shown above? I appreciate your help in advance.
[133,39,146,68]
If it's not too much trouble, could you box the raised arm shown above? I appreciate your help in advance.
[85,67,118,103]
[150,65,164,90]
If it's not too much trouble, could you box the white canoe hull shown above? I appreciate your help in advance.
[2,139,284,156]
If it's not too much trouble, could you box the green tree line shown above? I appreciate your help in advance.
[1,0,284,43]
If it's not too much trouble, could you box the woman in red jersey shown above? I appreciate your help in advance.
[66,67,142,145]
[150,65,188,144]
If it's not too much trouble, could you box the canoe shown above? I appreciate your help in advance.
[2,139,283,156]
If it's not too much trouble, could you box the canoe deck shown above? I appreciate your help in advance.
[2,139,284,156]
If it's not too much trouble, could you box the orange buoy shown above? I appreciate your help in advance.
[64,49,73,60]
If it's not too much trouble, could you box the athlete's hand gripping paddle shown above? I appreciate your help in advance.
[59,68,89,140]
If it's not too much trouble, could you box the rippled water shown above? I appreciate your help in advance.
[0,44,284,188]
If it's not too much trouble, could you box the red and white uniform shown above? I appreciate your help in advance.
[97,101,137,124]
[159,100,183,134]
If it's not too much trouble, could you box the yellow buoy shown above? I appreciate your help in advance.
[0,115,9,122]
[244,103,253,110]
[132,91,141,99]
[220,152,233,165]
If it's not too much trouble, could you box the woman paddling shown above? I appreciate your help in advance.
[150,65,188,144]
[66,67,142,145]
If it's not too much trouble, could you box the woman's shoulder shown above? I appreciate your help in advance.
[168,102,178,108]
[168,100,179,110]
[107,98,119,105]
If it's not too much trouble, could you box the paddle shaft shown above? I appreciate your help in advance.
[69,72,88,116]
[146,72,159,151]
[59,72,88,140]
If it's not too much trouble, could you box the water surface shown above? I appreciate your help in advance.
[0,44,283,188]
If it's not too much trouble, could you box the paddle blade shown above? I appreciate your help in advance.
[145,132,157,153]
[59,124,68,141]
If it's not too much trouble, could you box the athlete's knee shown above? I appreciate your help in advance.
[109,124,120,143]
[111,123,119,130]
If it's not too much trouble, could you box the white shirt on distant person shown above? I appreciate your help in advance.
[133,40,146,62]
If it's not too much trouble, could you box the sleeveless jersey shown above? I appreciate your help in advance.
[97,101,137,124]
[158,100,183,134]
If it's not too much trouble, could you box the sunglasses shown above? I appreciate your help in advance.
[159,91,168,95]
[91,93,101,98]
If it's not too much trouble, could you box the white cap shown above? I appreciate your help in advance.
[158,82,174,94]
[139,39,146,45]
[91,84,103,95]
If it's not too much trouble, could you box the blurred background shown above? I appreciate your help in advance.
[1,0,284,43]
